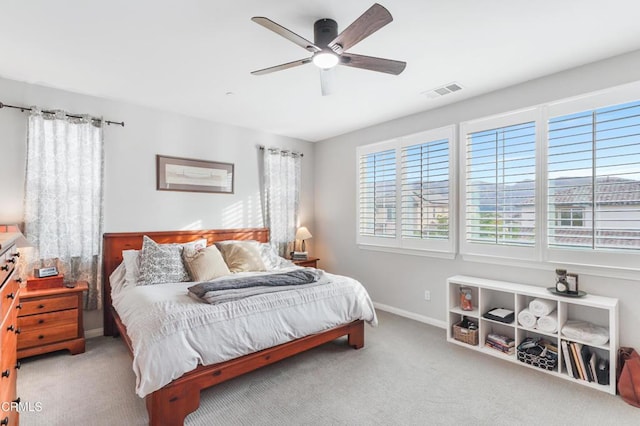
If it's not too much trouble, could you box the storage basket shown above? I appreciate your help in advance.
[453,322,478,346]
[517,337,558,371]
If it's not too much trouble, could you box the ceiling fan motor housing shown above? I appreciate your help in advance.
[314,19,338,48]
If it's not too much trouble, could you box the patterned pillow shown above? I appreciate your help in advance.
[137,236,190,285]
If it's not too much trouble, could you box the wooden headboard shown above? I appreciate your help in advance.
[102,228,269,336]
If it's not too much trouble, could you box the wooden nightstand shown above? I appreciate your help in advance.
[17,282,87,359]
[292,257,319,268]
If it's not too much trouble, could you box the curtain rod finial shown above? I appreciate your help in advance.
[0,102,4,109]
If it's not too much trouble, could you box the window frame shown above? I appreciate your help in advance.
[459,108,542,262]
[544,82,640,270]
[356,125,456,257]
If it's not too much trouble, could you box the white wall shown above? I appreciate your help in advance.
[0,76,315,331]
[314,49,640,348]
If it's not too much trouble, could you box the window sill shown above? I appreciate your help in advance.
[357,244,456,260]
[461,253,640,281]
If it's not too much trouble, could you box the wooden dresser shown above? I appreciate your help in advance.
[17,282,87,359]
[0,233,22,425]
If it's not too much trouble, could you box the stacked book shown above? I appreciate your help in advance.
[485,333,515,355]
[291,251,308,260]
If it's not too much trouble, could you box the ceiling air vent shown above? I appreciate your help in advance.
[422,82,463,99]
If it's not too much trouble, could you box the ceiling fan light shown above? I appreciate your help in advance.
[313,52,339,69]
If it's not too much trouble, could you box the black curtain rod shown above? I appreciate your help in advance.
[258,145,304,157]
[0,101,125,127]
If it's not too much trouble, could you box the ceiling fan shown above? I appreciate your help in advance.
[251,3,406,96]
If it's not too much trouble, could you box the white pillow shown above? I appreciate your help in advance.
[109,261,127,295]
[122,250,140,288]
[260,243,294,270]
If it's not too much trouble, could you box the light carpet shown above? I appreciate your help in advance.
[17,311,639,425]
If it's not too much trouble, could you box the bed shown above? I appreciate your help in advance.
[102,228,376,425]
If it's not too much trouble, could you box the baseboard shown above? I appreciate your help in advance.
[85,328,104,339]
[373,302,447,329]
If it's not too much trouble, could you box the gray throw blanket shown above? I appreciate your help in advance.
[188,268,324,302]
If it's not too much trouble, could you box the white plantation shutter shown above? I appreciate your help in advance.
[401,139,449,240]
[357,126,455,255]
[465,122,536,246]
[548,99,640,251]
[358,147,396,239]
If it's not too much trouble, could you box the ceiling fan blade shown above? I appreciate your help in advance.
[251,58,312,75]
[340,53,406,75]
[320,69,335,96]
[328,3,393,52]
[252,17,321,52]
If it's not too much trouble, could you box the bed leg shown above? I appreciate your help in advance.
[348,321,365,349]
[146,385,201,426]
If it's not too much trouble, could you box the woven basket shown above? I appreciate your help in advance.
[453,322,478,346]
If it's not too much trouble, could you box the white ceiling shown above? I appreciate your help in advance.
[2,1,640,142]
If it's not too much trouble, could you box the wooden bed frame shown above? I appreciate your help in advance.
[102,228,365,426]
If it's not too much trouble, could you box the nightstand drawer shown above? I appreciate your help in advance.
[19,295,77,316]
[18,309,77,331]
[17,323,77,350]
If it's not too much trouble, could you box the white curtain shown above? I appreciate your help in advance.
[23,109,104,310]
[263,148,301,256]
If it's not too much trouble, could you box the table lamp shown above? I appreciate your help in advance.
[295,226,312,252]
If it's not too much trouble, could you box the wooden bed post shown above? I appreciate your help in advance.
[348,320,365,349]
[146,385,201,426]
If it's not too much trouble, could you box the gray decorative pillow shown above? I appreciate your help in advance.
[137,236,190,285]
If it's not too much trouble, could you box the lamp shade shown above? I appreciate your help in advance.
[295,226,312,241]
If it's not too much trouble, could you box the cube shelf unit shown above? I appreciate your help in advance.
[446,275,618,395]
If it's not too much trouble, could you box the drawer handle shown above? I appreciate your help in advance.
[6,325,13,332]
[15,277,22,283]
[7,258,16,264]
[14,328,20,335]
[12,252,20,258]
[1,369,10,378]
[38,334,44,340]
[37,304,45,309]
[0,265,8,271]
[12,397,20,404]
[0,416,7,425]
[7,293,15,300]
[16,304,22,310]
[14,362,20,370]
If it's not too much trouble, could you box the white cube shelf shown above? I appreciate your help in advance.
[447,275,618,395]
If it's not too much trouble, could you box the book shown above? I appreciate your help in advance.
[580,344,593,382]
[570,342,585,380]
[561,340,574,378]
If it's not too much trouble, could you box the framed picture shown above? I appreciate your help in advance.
[566,273,579,294]
[156,155,234,194]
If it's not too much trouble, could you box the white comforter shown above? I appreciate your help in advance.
[111,266,377,397]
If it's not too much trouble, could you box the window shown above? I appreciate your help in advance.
[358,147,396,239]
[556,207,585,227]
[357,126,455,255]
[548,99,640,252]
[401,137,449,241]
[461,110,538,260]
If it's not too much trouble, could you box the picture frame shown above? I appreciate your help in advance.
[156,155,234,194]
[566,273,579,294]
